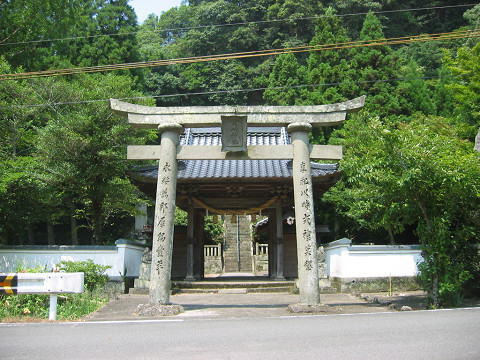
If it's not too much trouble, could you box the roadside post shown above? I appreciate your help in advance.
[0,272,84,320]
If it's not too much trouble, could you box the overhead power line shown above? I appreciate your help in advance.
[0,3,476,47]
[1,29,478,81]
[0,73,472,110]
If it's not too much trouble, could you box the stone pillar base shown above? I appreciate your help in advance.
[136,304,184,317]
[287,303,332,314]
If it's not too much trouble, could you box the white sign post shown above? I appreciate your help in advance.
[0,272,84,320]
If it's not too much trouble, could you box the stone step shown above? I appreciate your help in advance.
[173,286,295,294]
[172,280,296,290]
[131,282,336,295]
[319,286,338,294]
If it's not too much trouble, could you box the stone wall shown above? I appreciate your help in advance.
[253,254,268,275]
[0,239,146,279]
[331,276,421,293]
[324,238,423,292]
[204,244,223,275]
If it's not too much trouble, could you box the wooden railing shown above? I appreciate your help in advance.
[255,243,268,256]
[204,243,222,257]
[204,243,268,257]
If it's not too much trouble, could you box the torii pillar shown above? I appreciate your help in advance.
[288,123,319,304]
[149,124,183,306]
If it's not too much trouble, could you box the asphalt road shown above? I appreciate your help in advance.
[2,308,479,359]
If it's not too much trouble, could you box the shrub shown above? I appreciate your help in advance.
[57,259,111,292]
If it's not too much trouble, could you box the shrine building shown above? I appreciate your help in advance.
[130,126,341,280]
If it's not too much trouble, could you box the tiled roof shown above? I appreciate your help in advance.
[135,127,339,181]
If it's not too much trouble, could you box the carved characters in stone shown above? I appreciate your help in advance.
[154,161,174,277]
[221,116,247,152]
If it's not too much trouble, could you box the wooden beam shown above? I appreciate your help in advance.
[127,144,342,161]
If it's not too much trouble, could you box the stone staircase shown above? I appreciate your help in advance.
[223,215,253,272]
[130,273,338,294]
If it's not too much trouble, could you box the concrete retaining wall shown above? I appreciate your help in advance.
[324,238,423,292]
[0,239,146,279]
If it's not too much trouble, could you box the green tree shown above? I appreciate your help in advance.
[327,113,480,306]
[304,7,356,105]
[263,53,307,105]
[350,12,404,119]
[0,58,46,244]
[35,74,153,244]
[328,0,468,39]
[265,0,323,48]
[58,0,139,68]
[1,0,139,72]
[396,59,436,116]
[0,0,76,70]
[463,3,480,48]
[444,41,480,141]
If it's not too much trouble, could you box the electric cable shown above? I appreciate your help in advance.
[0,73,472,110]
[1,29,478,81]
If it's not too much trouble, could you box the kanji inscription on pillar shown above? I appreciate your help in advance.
[298,161,317,272]
[148,124,182,306]
[153,161,173,275]
[288,122,320,305]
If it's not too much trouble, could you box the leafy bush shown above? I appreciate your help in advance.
[15,263,47,273]
[57,259,111,292]
[417,221,479,307]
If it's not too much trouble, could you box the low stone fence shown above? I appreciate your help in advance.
[204,244,223,275]
[324,238,423,292]
[253,243,268,275]
[0,239,146,283]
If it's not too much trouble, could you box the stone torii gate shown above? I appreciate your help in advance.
[111,96,365,314]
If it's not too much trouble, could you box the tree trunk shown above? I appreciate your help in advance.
[431,270,440,308]
[47,222,55,245]
[428,252,440,308]
[387,224,395,245]
[71,215,78,245]
[26,223,35,245]
[91,200,103,245]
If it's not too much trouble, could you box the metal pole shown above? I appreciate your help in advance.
[49,293,58,321]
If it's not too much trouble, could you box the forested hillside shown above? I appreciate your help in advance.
[1,1,479,305]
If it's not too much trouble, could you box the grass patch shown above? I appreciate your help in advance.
[0,290,110,322]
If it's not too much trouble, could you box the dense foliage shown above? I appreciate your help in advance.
[1,0,479,306]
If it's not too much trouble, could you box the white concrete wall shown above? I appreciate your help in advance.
[324,238,422,278]
[0,239,146,278]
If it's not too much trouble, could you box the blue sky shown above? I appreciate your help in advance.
[130,0,183,23]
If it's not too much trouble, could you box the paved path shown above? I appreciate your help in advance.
[85,292,405,321]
